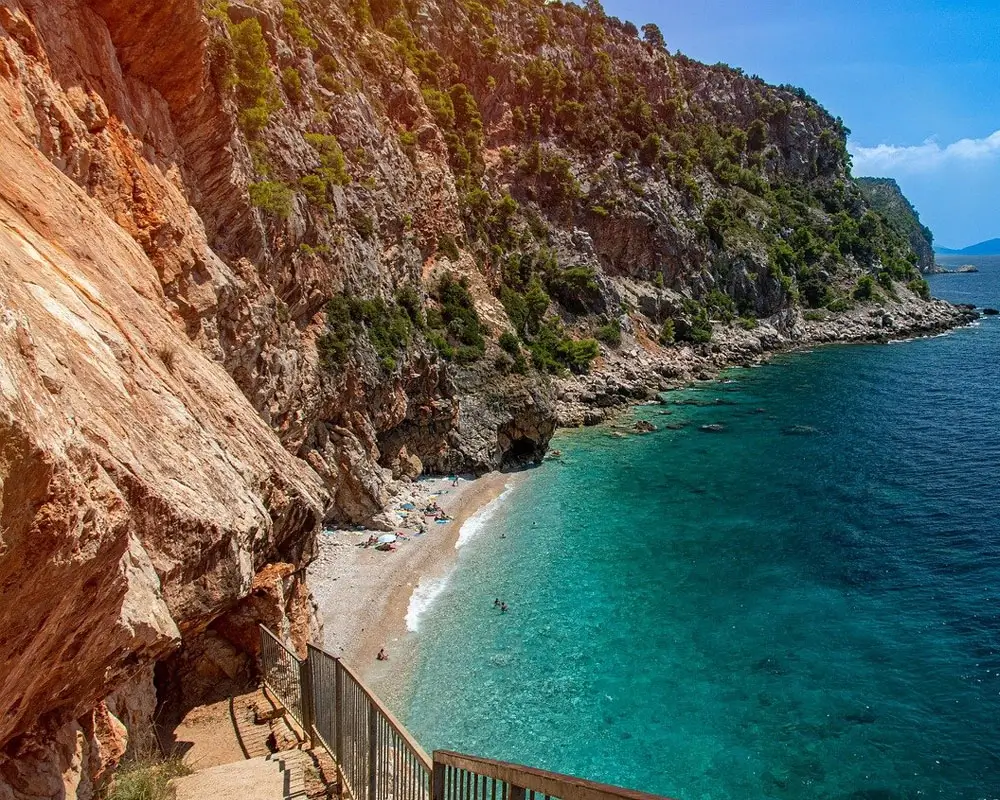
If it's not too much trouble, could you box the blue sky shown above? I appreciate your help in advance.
[601,0,1000,247]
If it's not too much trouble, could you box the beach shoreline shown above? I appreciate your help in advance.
[308,470,520,692]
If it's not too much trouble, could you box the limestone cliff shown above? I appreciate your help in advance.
[0,0,971,796]
[856,177,935,273]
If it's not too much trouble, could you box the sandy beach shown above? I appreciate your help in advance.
[308,471,519,691]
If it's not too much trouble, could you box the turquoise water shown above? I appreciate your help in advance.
[402,257,1000,800]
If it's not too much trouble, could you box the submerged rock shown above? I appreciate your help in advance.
[633,420,657,433]
[782,425,819,436]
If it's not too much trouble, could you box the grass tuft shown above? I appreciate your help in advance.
[101,756,191,800]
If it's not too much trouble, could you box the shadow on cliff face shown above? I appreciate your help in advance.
[501,435,547,468]
[152,642,255,761]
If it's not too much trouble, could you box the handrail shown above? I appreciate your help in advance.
[333,647,433,771]
[258,625,673,800]
[261,624,302,662]
[259,625,306,729]
[304,640,431,800]
[433,751,674,800]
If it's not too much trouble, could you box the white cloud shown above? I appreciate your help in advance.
[850,130,1000,174]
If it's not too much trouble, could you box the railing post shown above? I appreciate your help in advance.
[432,755,446,800]
[334,658,345,783]
[258,626,265,676]
[299,653,314,748]
[509,786,526,800]
[367,702,378,800]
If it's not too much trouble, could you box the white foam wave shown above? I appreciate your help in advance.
[404,483,516,633]
[455,484,514,549]
[405,574,452,633]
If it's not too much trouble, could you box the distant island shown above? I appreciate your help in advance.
[935,238,1000,256]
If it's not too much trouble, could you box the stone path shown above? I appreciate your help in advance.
[171,751,311,800]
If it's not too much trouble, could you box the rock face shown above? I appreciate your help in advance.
[857,177,935,273]
[0,0,976,796]
[0,2,325,794]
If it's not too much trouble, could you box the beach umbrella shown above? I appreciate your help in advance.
[376,534,397,545]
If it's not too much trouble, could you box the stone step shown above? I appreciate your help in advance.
[172,752,310,800]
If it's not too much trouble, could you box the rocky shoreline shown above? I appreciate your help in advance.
[555,296,979,427]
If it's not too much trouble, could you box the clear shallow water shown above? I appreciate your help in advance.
[401,257,1000,800]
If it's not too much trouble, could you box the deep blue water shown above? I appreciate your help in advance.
[401,257,1000,800]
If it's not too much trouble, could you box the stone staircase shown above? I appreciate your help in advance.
[171,751,311,800]
[168,687,337,800]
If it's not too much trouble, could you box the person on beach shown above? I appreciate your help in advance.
[450,473,458,487]
[377,648,389,661]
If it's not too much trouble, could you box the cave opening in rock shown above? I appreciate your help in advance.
[502,436,539,467]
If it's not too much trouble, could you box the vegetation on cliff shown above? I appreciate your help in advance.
[202,0,932,379]
[856,177,935,273]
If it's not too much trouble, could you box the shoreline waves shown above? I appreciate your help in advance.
[308,471,519,688]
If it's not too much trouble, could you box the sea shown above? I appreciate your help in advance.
[398,255,1000,800]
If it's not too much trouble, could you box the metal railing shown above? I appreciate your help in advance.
[259,625,306,730]
[432,752,669,800]
[307,643,432,800]
[258,626,672,800]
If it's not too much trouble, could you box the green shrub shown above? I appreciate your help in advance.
[427,274,485,362]
[499,330,521,355]
[500,285,529,335]
[595,319,622,346]
[350,297,412,368]
[908,277,931,300]
[737,316,759,330]
[318,294,414,371]
[318,296,354,367]
[299,173,328,207]
[239,105,271,137]
[659,318,675,344]
[102,757,190,800]
[639,133,661,167]
[229,19,282,136]
[676,300,713,343]
[558,337,600,373]
[399,129,418,162]
[304,133,351,185]
[316,55,345,93]
[348,0,372,28]
[396,285,425,328]
[826,295,854,312]
[281,67,303,103]
[706,289,736,322]
[527,320,598,375]
[853,274,877,300]
[547,265,600,312]
[248,180,293,217]
[281,0,317,49]
[523,278,551,333]
[427,330,454,360]
[437,233,461,261]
